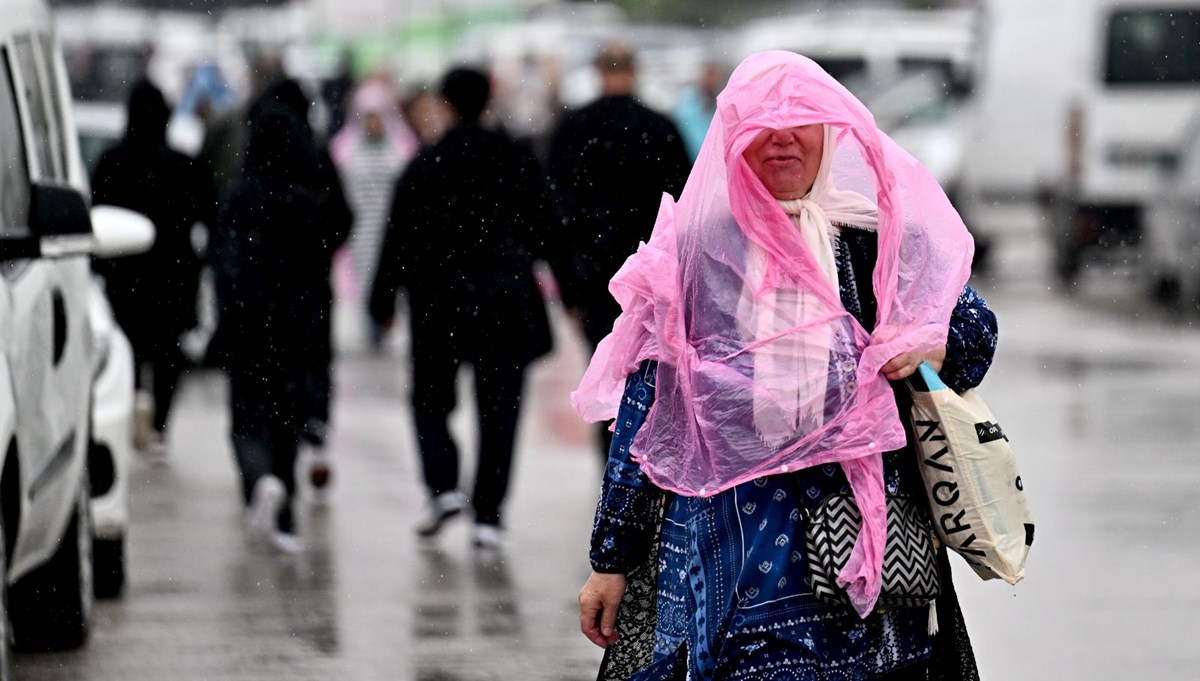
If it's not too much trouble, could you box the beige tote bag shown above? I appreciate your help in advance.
[908,363,1034,584]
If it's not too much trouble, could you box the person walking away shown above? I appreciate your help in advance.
[330,78,419,350]
[214,99,345,551]
[370,67,561,549]
[197,53,285,374]
[546,42,691,463]
[575,51,991,680]
[91,79,212,456]
[218,78,353,493]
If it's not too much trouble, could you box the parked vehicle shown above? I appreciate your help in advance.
[1142,106,1200,309]
[960,0,1200,284]
[1050,2,1200,282]
[86,277,134,598]
[0,0,152,667]
[728,7,977,94]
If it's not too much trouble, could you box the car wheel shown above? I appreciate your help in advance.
[8,481,93,651]
[92,535,125,599]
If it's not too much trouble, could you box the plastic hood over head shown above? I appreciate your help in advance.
[571,51,974,616]
[330,79,419,168]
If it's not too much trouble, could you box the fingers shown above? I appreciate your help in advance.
[599,594,620,645]
[579,593,609,648]
[579,573,625,648]
[881,349,948,381]
[881,352,918,381]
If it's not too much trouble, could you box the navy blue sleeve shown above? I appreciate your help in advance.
[939,284,999,393]
[589,361,663,574]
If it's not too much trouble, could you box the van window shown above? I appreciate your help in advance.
[0,51,30,237]
[812,57,868,85]
[1105,9,1200,84]
[11,34,60,180]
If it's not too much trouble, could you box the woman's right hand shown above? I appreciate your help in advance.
[578,571,626,648]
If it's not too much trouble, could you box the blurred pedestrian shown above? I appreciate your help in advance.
[214,88,351,550]
[322,50,356,138]
[91,79,213,456]
[575,51,990,680]
[199,53,284,204]
[370,67,560,549]
[546,42,691,463]
[213,78,353,500]
[402,85,453,148]
[330,78,419,350]
[672,60,723,162]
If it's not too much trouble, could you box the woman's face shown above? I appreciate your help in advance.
[742,124,824,200]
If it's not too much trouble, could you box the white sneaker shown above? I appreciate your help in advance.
[415,491,469,537]
[472,523,504,550]
[143,431,168,460]
[246,475,286,536]
[271,531,304,554]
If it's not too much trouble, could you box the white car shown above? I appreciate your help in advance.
[0,0,152,670]
[86,277,134,598]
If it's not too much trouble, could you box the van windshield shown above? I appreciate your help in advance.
[1105,9,1200,84]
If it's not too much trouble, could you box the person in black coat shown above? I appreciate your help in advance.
[209,77,352,493]
[546,42,691,461]
[370,67,559,548]
[92,79,213,455]
[214,96,348,549]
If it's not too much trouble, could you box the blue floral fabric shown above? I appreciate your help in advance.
[589,226,998,680]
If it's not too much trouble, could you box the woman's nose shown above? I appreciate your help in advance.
[768,128,793,145]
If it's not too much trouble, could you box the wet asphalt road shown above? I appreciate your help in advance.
[12,222,1200,680]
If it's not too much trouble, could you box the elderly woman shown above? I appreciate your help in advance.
[575,52,997,680]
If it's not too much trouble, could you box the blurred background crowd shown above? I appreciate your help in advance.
[58,0,1200,316]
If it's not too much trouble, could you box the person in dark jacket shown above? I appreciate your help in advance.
[92,79,213,455]
[370,67,559,549]
[210,77,353,494]
[214,94,349,550]
[546,42,691,462]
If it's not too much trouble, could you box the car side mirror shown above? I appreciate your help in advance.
[90,205,155,258]
[0,182,95,260]
[0,185,155,261]
[32,182,92,236]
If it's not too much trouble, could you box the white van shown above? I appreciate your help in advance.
[959,0,1200,283]
[1052,1,1200,281]
[0,0,151,668]
[728,8,977,96]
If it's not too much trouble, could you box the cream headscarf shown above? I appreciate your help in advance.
[744,125,879,449]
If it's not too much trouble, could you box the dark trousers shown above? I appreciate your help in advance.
[304,290,335,429]
[410,349,526,527]
[229,364,303,533]
[133,340,186,434]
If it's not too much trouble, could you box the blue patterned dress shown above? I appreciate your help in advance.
[590,226,998,680]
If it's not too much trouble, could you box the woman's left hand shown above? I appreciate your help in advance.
[881,346,947,381]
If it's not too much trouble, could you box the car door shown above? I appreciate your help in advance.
[1,33,91,577]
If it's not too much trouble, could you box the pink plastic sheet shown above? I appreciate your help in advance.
[572,51,973,616]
